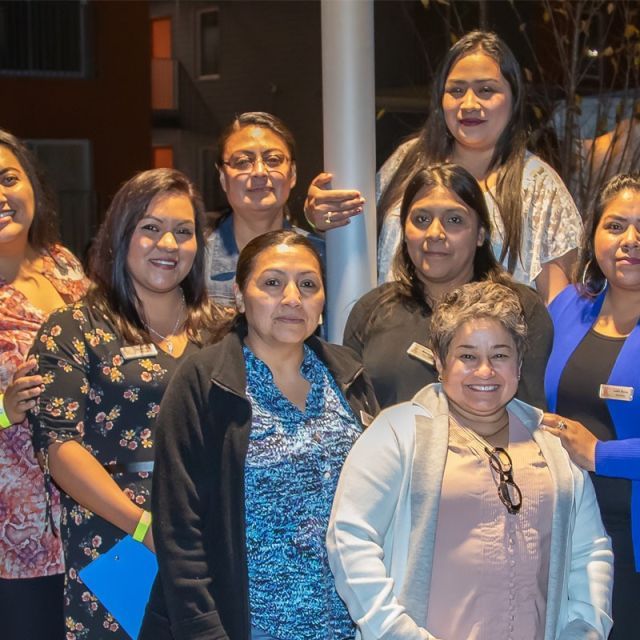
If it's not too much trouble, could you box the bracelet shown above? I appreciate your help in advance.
[132,510,152,542]
[303,205,319,232]
[0,394,12,429]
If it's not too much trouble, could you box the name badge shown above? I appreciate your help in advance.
[360,410,374,427]
[599,384,634,402]
[407,342,436,366]
[120,344,158,361]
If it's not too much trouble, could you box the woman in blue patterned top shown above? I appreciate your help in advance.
[141,230,378,640]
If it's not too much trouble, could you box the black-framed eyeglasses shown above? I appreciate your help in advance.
[484,446,522,515]
[221,152,290,175]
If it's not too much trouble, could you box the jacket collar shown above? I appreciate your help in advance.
[412,382,543,431]
[208,319,363,396]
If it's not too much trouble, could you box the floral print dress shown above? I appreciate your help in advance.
[0,244,89,580]
[30,303,197,640]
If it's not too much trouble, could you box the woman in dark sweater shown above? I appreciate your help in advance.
[141,230,377,640]
[344,163,553,410]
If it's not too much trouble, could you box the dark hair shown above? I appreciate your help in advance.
[216,111,297,166]
[0,128,59,250]
[87,168,226,345]
[579,172,640,297]
[235,229,324,293]
[214,112,297,227]
[378,30,527,273]
[387,163,506,312]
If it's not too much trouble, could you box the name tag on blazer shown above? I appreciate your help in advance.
[120,344,158,361]
[599,384,634,402]
[407,342,436,366]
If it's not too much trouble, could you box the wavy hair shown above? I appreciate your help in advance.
[430,280,527,365]
[87,168,227,345]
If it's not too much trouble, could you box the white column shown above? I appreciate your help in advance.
[321,0,377,343]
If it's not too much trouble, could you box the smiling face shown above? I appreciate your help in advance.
[0,145,36,248]
[594,188,640,292]
[436,317,520,421]
[236,243,325,351]
[404,184,485,297]
[442,51,513,156]
[126,192,197,300]
[219,125,296,220]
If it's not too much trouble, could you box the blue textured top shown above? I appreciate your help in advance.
[243,344,361,640]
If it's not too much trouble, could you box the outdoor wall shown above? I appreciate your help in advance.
[150,0,323,217]
[1,0,152,246]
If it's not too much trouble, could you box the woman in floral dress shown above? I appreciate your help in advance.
[0,128,90,640]
[30,169,227,639]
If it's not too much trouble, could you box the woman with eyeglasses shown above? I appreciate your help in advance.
[543,174,640,639]
[328,281,613,640]
[206,112,324,308]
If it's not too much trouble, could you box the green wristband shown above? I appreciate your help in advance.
[132,510,152,542]
[0,394,12,429]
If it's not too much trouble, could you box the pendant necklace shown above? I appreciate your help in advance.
[144,294,185,354]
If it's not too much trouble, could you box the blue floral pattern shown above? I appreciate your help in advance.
[243,345,361,640]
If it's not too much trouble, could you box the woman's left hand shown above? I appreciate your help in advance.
[542,413,598,472]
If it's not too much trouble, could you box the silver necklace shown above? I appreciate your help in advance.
[144,294,185,354]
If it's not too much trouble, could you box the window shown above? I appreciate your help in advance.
[197,8,220,79]
[27,139,95,256]
[0,0,89,77]
[153,146,174,169]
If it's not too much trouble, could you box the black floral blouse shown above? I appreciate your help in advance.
[30,303,198,640]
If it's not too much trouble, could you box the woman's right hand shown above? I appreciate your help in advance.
[304,172,365,231]
[3,358,43,424]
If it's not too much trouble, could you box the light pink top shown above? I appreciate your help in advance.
[426,414,553,640]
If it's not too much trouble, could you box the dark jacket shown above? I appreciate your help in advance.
[139,325,378,640]
[344,281,553,410]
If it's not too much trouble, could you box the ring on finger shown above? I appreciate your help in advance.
[324,211,333,225]
[557,419,567,431]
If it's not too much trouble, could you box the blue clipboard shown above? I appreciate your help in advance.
[79,535,158,639]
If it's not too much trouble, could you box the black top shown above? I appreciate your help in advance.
[557,329,631,525]
[343,281,554,410]
[30,303,199,638]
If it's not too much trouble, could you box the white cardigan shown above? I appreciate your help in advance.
[327,384,613,640]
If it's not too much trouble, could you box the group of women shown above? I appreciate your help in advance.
[0,27,637,640]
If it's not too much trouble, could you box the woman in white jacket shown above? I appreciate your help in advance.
[327,281,613,640]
